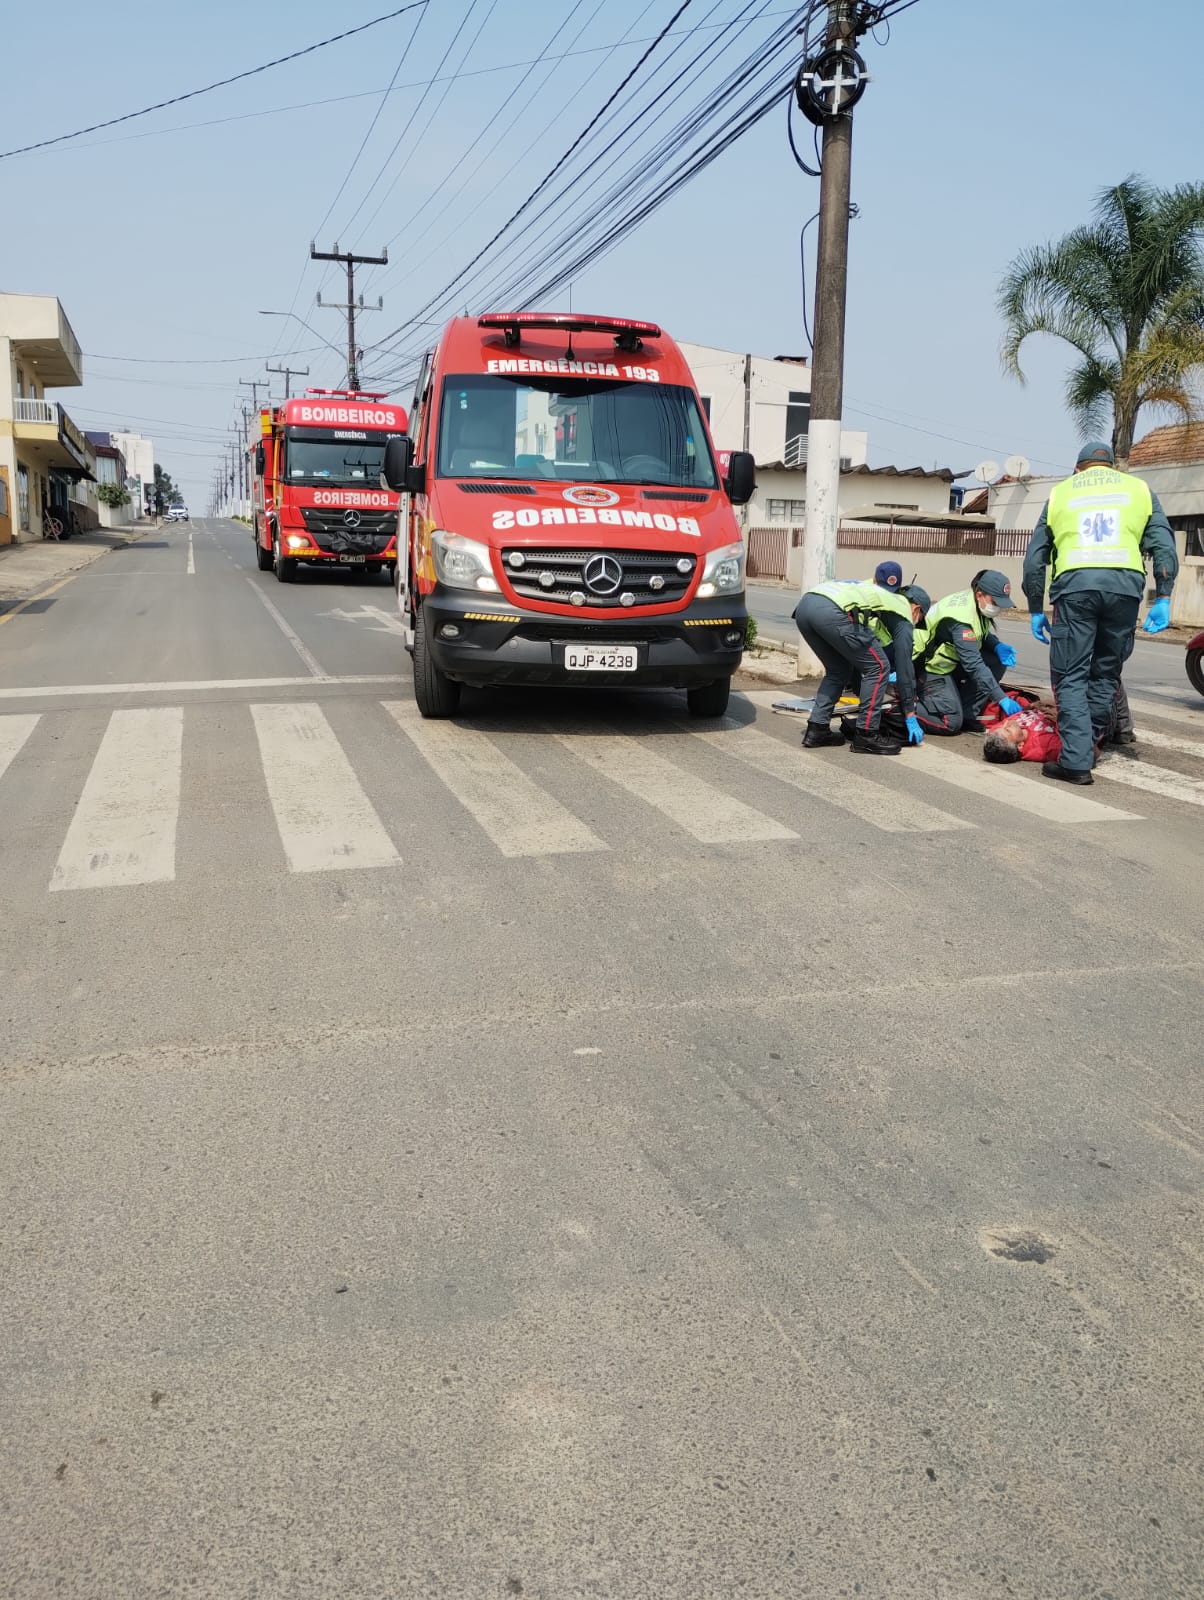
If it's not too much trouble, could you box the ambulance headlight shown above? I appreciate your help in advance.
[697,540,745,598]
[431,529,499,592]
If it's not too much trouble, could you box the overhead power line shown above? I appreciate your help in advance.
[0,2,427,161]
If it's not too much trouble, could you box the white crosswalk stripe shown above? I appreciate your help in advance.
[51,707,183,891]
[0,713,38,780]
[896,742,1139,824]
[13,687,1204,892]
[251,703,400,872]
[553,728,797,845]
[694,719,972,834]
[1093,753,1204,809]
[383,702,605,858]
[1129,697,1204,730]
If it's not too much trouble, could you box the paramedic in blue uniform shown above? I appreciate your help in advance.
[1023,440,1178,785]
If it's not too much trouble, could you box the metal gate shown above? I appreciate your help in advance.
[746,525,789,580]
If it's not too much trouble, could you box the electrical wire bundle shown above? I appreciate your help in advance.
[360,2,825,390]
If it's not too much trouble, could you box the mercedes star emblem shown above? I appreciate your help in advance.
[342,509,363,529]
[582,553,623,596]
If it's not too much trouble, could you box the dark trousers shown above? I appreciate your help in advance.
[796,593,892,731]
[1050,591,1140,771]
[914,670,964,734]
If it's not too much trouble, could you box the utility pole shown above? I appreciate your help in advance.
[796,1,868,670]
[265,361,309,400]
[240,378,268,414]
[311,241,387,390]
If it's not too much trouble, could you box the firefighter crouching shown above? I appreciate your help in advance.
[794,579,925,755]
[912,570,1024,736]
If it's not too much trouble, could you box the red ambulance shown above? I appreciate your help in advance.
[252,390,408,583]
[381,313,755,717]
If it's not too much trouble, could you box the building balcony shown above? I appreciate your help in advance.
[14,397,56,425]
[0,292,84,387]
[10,397,95,477]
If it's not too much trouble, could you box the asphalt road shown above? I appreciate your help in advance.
[2,519,1203,1600]
[748,579,1201,707]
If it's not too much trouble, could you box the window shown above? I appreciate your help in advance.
[1172,515,1204,558]
[0,475,8,518]
[766,498,805,522]
[700,395,712,421]
[874,501,920,511]
[17,465,30,530]
[785,389,810,457]
[283,432,389,484]
[839,456,853,472]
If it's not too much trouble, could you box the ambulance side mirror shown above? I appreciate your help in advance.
[254,443,265,474]
[724,450,755,506]
[383,435,422,493]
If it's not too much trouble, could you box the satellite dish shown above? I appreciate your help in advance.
[973,460,1000,485]
[1003,454,1031,479]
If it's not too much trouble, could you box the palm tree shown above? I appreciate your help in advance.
[999,176,1204,463]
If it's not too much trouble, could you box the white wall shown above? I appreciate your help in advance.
[679,341,866,468]
[112,431,156,519]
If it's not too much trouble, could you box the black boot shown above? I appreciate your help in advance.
[802,722,845,749]
[1104,728,1137,746]
[850,726,902,755]
[1042,761,1093,786]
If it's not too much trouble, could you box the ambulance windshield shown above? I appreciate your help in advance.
[436,374,719,489]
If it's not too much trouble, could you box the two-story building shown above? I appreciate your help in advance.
[0,293,95,544]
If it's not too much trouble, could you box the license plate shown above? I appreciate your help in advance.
[564,644,638,672]
[338,554,367,564]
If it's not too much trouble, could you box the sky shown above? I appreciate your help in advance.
[3,0,1204,509]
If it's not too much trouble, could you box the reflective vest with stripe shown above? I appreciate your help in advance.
[917,589,986,676]
[1047,466,1149,577]
[809,579,911,647]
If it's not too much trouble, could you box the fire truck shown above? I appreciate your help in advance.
[251,390,408,583]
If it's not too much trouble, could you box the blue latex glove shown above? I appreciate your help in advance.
[1143,597,1171,634]
[994,641,1017,668]
[888,671,897,683]
[998,695,1023,717]
[1031,612,1051,644]
[905,714,924,745]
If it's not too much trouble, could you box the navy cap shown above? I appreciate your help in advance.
[873,560,903,590]
[974,569,1013,607]
[1076,439,1115,467]
[902,584,931,617]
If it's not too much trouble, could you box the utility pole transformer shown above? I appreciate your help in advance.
[795,1,869,671]
[311,242,387,390]
[266,362,310,400]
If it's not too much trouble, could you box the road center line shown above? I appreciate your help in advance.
[244,578,325,677]
[187,531,195,575]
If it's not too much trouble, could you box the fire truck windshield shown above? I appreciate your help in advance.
[284,434,388,485]
[436,374,719,489]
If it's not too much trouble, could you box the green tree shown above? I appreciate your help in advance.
[999,175,1204,463]
[153,463,178,507]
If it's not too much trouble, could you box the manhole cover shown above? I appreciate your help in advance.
[978,1227,1056,1265]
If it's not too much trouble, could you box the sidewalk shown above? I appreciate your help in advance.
[0,524,154,607]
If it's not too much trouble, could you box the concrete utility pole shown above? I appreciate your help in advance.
[265,362,310,400]
[240,378,268,413]
[311,242,387,390]
[797,0,866,669]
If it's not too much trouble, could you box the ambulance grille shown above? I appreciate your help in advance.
[500,547,696,608]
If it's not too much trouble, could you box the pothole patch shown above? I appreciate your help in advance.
[978,1227,1056,1265]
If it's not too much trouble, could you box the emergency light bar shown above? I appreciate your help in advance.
[302,387,390,401]
[477,313,661,352]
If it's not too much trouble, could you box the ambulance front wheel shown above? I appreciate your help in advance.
[687,676,732,718]
[413,605,462,719]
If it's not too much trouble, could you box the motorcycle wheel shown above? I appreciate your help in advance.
[1187,648,1204,699]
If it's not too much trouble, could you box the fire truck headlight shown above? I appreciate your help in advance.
[431,529,499,593]
[697,540,745,598]
[286,535,310,551]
